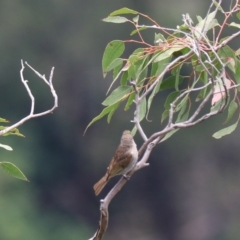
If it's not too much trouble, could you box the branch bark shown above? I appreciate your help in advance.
[0,60,58,137]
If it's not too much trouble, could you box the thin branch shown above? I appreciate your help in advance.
[130,80,148,141]
[0,60,58,136]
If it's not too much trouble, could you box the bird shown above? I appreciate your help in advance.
[93,130,138,196]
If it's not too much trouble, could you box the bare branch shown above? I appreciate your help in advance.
[0,60,58,136]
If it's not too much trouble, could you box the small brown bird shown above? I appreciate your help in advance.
[93,130,138,196]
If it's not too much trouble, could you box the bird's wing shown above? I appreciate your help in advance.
[107,150,132,177]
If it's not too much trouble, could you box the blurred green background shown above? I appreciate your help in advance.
[0,0,240,240]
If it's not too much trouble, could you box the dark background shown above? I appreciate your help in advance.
[0,1,239,240]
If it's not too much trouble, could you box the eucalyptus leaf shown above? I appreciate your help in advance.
[161,129,179,142]
[161,110,169,123]
[84,103,120,133]
[229,22,240,29]
[0,162,28,181]
[124,92,135,111]
[212,121,238,139]
[120,71,129,86]
[0,143,13,151]
[109,7,138,16]
[102,40,125,77]
[102,86,132,106]
[164,91,180,110]
[106,58,123,73]
[107,102,120,123]
[160,75,183,91]
[130,27,147,36]
[139,97,147,121]
[195,11,219,39]
[234,59,240,91]
[224,101,238,124]
[0,118,9,123]
[102,16,129,24]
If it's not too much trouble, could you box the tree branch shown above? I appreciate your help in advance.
[0,60,58,136]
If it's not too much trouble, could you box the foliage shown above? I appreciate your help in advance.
[86,2,240,141]
[89,1,240,239]
[0,117,28,181]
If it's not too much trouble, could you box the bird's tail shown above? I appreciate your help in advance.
[93,174,109,196]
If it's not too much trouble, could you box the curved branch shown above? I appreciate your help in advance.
[0,60,58,136]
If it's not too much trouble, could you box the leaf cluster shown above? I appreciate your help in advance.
[86,3,240,140]
[0,117,28,181]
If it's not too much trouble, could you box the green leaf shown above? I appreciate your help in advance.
[127,58,143,80]
[102,16,129,24]
[84,103,120,133]
[218,46,236,73]
[160,75,183,91]
[229,22,240,29]
[113,60,123,79]
[0,127,25,137]
[154,48,182,62]
[0,143,13,151]
[195,11,219,39]
[128,49,142,64]
[212,121,238,139]
[126,50,149,83]
[210,98,223,113]
[161,109,169,123]
[196,85,211,102]
[127,48,145,75]
[218,45,235,59]
[235,48,240,56]
[107,102,120,123]
[212,0,225,13]
[150,54,171,77]
[102,86,132,106]
[124,92,135,111]
[234,59,240,91]
[130,27,147,36]
[176,97,189,122]
[174,64,182,91]
[224,101,238,124]
[137,55,150,82]
[102,40,125,77]
[131,125,137,136]
[139,97,147,121]
[105,58,123,73]
[147,79,162,120]
[120,71,129,86]
[161,129,179,142]
[237,12,240,20]
[164,91,180,110]
[154,33,166,44]
[0,118,9,123]
[195,71,210,101]
[132,15,139,23]
[109,7,138,16]
[176,94,188,112]
[146,57,172,118]
[0,162,28,181]
[161,91,180,122]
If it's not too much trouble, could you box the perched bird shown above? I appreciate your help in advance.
[93,130,138,196]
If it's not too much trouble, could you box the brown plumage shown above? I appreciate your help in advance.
[93,130,138,196]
